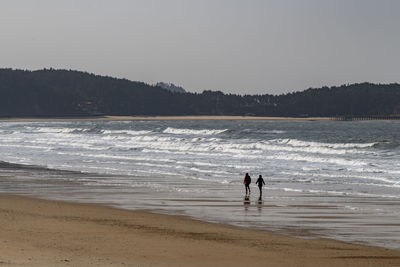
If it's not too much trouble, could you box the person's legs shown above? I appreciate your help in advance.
[258,186,262,195]
[245,184,250,194]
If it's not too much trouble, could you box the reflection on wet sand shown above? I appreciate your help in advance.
[243,195,250,211]
[256,196,263,212]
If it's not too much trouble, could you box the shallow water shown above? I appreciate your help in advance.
[0,120,399,249]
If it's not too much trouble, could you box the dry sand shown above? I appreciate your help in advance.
[0,115,333,122]
[0,194,399,267]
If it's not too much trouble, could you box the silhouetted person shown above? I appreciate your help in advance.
[255,174,265,195]
[244,173,251,195]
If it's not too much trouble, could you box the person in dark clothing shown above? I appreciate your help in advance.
[255,174,265,195]
[243,173,251,195]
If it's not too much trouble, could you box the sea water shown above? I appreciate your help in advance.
[0,120,399,249]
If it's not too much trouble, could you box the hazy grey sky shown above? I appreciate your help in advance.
[1,0,399,94]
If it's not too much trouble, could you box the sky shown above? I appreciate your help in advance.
[1,0,399,95]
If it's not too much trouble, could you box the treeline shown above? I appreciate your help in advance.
[0,68,399,117]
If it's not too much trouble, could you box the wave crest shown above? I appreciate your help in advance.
[163,127,227,135]
[275,138,377,149]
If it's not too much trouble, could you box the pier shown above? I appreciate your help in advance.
[333,115,400,121]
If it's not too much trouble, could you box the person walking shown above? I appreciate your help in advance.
[255,174,265,195]
[243,173,251,195]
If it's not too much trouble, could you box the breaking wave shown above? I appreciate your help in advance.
[163,127,228,135]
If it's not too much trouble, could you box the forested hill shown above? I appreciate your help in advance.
[0,68,399,117]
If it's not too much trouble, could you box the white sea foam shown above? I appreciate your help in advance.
[276,138,376,149]
[219,141,366,155]
[0,143,53,150]
[103,130,152,135]
[0,137,23,142]
[262,153,368,166]
[242,129,286,134]
[163,127,227,135]
[0,120,399,201]
[35,127,82,134]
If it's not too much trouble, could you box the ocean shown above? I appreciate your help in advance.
[0,119,399,249]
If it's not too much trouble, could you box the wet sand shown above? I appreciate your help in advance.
[0,194,399,267]
[0,161,399,250]
[0,115,332,122]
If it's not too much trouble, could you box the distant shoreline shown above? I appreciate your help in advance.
[2,115,399,123]
[0,115,333,122]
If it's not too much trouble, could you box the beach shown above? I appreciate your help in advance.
[1,194,399,267]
